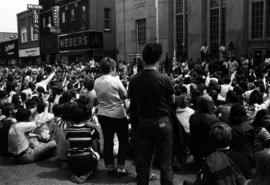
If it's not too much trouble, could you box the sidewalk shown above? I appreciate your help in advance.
[0,157,195,185]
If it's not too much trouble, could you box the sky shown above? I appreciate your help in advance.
[0,0,38,32]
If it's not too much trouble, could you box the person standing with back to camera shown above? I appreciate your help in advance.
[128,43,175,185]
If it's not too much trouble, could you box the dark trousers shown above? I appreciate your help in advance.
[135,116,174,185]
[98,115,129,168]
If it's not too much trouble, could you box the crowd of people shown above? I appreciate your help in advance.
[0,43,270,185]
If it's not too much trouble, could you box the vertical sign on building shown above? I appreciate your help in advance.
[52,6,60,30]
[27,4,43,34]
[32,9,40,34]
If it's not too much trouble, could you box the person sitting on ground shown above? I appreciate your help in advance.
[65,102,100,184]
[189,95,219,168]
[245,149,270,185]
[176,94,194,135]
[229,104,254,163]
[52,104,69,168]
[0,104,16,156]
[216,90,238,124]
[8,108,56,164]
[252,109,270,156]
[185,122,251,185]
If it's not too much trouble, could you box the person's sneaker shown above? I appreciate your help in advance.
[115,167,130,177]
[76,175,89,184]
[70,174,80,184]
[149,173,158,181]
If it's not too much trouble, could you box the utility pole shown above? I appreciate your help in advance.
[155,0,159,43]
[123,0,126,62]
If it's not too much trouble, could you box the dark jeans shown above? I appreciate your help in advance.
[135,116,174,185]
[98,115,129,168]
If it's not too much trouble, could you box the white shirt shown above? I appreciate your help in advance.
[94,74,127,118]
[176,107,195,134]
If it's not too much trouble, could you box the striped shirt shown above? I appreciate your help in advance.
[253,127,270,154]
[66,123,96,157]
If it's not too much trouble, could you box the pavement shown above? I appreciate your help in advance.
[0,156,196,185]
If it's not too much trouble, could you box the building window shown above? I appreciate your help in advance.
[209,0,226,58]
[176,0,188,59]
[104,8,112,30]
[62,12,66,24]
[266,0,270,37]
[221,7,226,45]
[210,9,219,57]
[21,27,27,43]
[30,27,38,41]
[82,5,87,22]
[48,16,52,26]
[251,1,264,39]
[136,18,146,47]
[42,18,46,28]
[71,9,75,22]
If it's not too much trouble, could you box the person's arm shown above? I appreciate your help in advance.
[116,78,127,100]
[16,121,37,133]
[36,72,56,88]
[205,72,211,87]
[229,71,237,86]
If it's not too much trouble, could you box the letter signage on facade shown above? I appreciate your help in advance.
[27,4,43,10]
[52,6,60,29]
[58,30,103,52]
[32,9,40,34]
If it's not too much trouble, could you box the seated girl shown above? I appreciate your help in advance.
[65,102,100,184]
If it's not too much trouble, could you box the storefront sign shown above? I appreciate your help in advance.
[19,47,40,57]
[58,30,103,52]
[0,39,18,59]
[27,4,43,10]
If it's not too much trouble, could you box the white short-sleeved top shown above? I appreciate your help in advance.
[94,75,127,119]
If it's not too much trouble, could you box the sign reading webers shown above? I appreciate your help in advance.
[27,4,43,34]
[58,30,103,52]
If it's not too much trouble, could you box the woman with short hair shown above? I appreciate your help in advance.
[94,57,129,176]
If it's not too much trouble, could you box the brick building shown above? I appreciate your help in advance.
[39,0,116,64]
[0,32,18,65]
[17,10,41,65]
[116,0,270,62]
